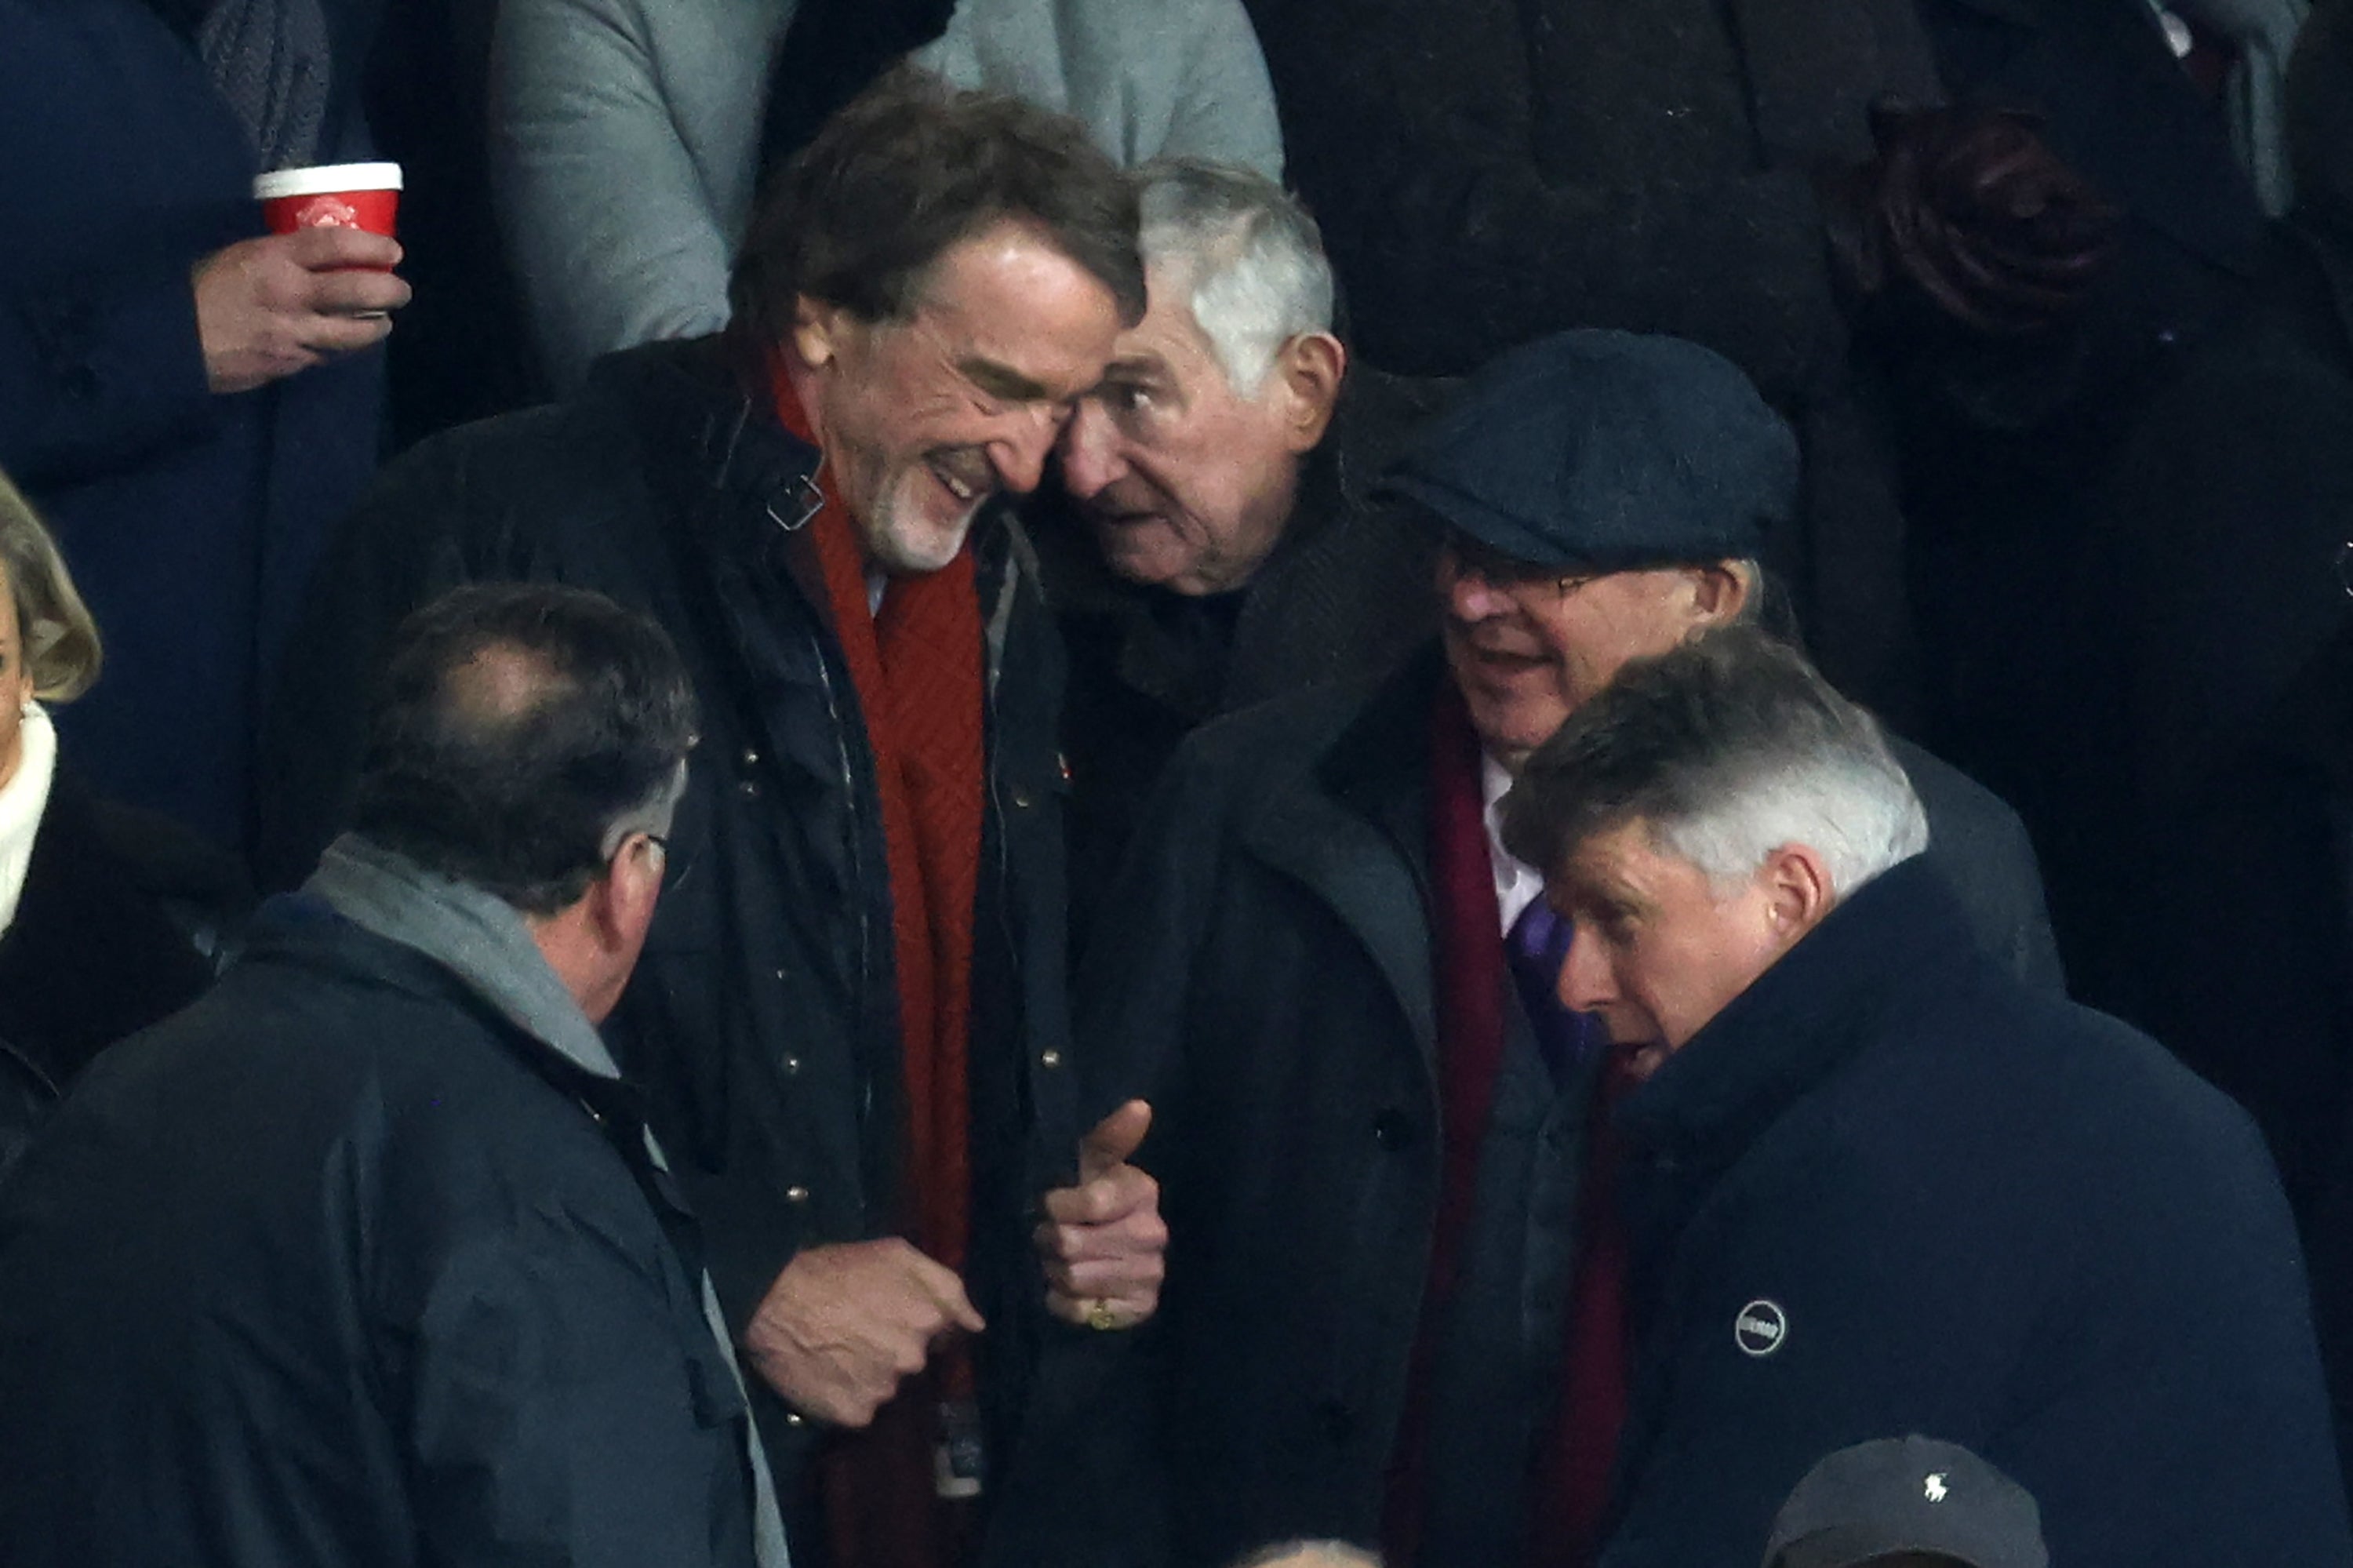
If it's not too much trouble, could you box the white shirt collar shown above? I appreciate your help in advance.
[1480,751,1546,935]
[0,703,60,938]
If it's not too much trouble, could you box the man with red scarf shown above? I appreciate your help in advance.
[1026,329,2058,1568]
[260,71,1166,1568]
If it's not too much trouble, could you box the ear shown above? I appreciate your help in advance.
[792,294,852,372]
[1273,332,1346,453]
[591,834,665,955]
[1757,842,1835,949]
[1685,561,1751,628]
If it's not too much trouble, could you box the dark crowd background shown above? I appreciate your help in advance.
[2,0,2350,1555]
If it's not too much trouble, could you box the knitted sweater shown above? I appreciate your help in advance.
[490,0,1284,387]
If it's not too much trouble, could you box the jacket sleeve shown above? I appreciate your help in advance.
[0,252,220,492]
[1987,1095,2353,1568]
[488,0,740,390]
[1245,0,1845,391]
[396,1213,751,1568]
[1154,0,1286,180]
[1897,740,2066,996]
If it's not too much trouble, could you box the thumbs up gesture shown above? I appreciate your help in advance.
[1036,1100,1167,1330]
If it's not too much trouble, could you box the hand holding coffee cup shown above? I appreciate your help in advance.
[194,164,412,395]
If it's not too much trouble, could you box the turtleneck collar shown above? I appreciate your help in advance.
[0,704,60,937]
[1615,854,1985,1170]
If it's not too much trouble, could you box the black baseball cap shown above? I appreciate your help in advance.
[1762,1435,2049,1568]
[1380,329,1798,573]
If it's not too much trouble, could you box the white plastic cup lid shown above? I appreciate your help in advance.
[253,162,404,201]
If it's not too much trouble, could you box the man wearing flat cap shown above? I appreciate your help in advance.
[1005,329,2056,1568]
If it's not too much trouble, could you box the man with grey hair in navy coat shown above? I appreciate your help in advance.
[1500,625,2349,1567]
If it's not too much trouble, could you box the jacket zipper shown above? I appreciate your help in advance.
[807,624,879,1197]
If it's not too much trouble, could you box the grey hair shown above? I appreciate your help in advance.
[1501,625,1928,900]
[1135,157,1335,397]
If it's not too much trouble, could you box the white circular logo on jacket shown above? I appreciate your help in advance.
[1735,1300,1788,1356]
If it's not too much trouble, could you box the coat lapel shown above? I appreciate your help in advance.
[1238,654,1446,1061]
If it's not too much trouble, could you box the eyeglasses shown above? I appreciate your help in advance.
[1438,530,1597,603]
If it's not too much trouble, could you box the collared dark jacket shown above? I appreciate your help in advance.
[1020,650,2057,1567]
[1597,857,2351,1567]
[254,336,1080,1545]
[0,764,245,1180]
[1239,0,2264,729]
[2061,216,2353,1210]
[0,898,761,1568]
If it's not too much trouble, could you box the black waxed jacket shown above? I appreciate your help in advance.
[0,899,762,1568]
[255,336,1081,1548]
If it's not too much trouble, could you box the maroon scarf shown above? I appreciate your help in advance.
[1384,683,1511,1560]
[1387,683,1633,1567]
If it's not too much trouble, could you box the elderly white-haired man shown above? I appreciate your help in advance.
[1042,156,1441,917]
[1494,624,2352,1568]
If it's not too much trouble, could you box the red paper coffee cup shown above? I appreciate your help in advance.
[253,162,402,239]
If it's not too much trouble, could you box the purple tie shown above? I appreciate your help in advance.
[1505,900,1602,1082]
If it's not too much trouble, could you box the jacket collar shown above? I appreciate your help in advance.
[1031,437,1350,721]
[581,334,1031,682]
[305,834,622,1082]
[1616,855,1984,1169]
[1231,647,1450,1054]
[1314,639,1448,867]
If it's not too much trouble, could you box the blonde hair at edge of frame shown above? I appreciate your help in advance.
[0,469,102,704]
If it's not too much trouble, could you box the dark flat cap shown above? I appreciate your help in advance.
[1763,1435,2049,1568]
[1381,329,1798,572]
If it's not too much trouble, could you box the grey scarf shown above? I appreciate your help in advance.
[308,835,793,1568]
[196,0,333,170]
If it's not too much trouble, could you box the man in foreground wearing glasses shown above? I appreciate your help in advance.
[0,584,790,1568]
[1027,330,2056,1568]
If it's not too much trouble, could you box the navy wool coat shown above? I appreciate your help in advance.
[0,0,387,849]
[1599,857,2351,1566]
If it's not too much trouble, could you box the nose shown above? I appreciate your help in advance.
[988,405,1065,497]
[1057,400,1128,501]
[1442,557,1518,624]
[1555,926,1617,1014]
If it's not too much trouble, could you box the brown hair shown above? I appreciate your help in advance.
[0,469,101,703]
[728,66,1146,350]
